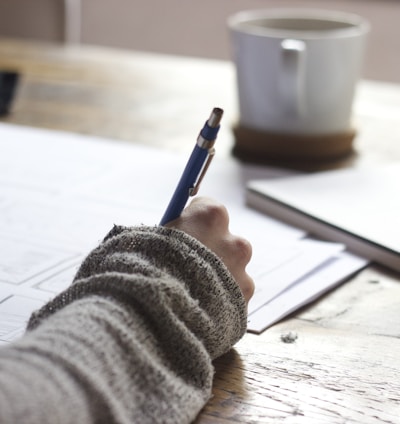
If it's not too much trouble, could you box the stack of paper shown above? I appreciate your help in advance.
[0,123,367,341]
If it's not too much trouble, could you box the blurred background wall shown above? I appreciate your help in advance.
[0,0,399,82]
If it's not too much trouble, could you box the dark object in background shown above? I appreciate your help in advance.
[0,70,19,116]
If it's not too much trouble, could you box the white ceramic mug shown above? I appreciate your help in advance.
[228,9,370,135]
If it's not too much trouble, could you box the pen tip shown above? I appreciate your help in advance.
[208,107,224,127]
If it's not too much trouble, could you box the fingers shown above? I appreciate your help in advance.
[166,197,255,303]
[176,196,230,240]
[220,234,255,303]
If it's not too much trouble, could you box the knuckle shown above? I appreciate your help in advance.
[241,275,255,302]
[231,236,252,264]
[209,202,228,219]
[189,198,229,227]
[204,202,229,227]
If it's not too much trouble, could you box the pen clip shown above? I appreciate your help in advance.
[189,148,215,196]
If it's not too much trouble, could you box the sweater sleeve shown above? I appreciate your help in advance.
[0,225,247,424]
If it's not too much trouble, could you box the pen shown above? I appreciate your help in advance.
[159,107,224,225]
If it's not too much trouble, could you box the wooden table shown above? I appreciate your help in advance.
[1,38,399,423]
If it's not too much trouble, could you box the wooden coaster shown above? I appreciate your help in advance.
[232,124,356,165]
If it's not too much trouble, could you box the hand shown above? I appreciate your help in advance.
[166,197,255,304]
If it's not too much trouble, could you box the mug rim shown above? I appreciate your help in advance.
[228,8,370,39]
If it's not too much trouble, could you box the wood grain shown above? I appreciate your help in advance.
[197,266,400,423]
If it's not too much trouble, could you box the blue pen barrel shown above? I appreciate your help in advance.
[159,107,223,226]
[159,145,209,225]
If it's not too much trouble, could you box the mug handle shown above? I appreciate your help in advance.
[280,39,306,117]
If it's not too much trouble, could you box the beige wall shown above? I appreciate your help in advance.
[0,0,399,83]
[0,0,65,41]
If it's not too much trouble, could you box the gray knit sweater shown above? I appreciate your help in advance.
[0,225,247,424]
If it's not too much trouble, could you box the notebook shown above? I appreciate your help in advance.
[246,164,400,273]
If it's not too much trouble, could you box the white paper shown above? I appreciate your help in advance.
[247,252,368,333]
[247,239,345,314]
[0,123,368,341]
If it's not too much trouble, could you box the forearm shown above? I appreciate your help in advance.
[0,295,212,424]
[0,225,247,424]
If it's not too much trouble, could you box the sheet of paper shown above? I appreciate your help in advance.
[247,239,345,314]
[0,123,367,341]
[247,252,368,333]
